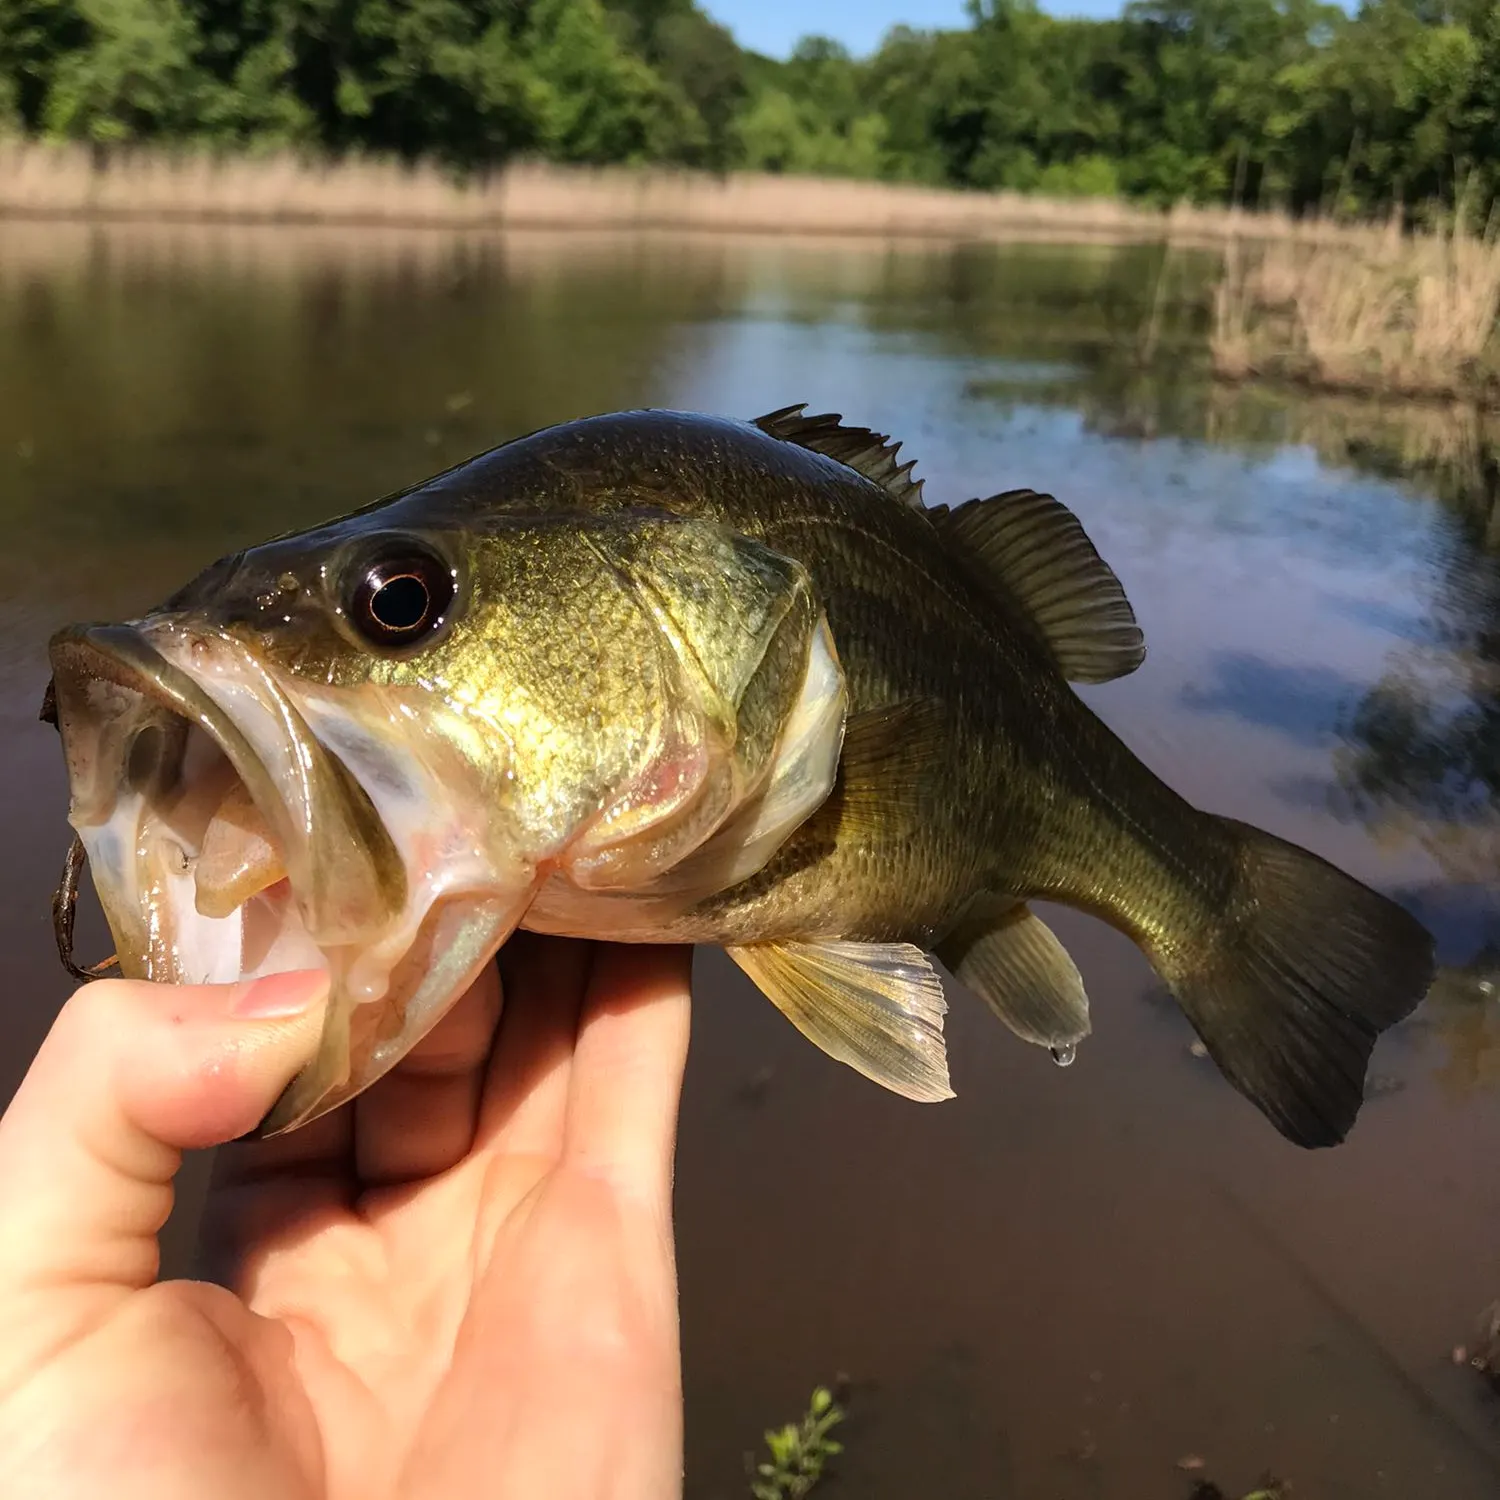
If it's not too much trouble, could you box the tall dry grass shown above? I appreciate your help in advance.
[1211,223,1500,401]
[0,139,1384,247]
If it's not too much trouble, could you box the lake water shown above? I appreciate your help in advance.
[3,219,1499,1498]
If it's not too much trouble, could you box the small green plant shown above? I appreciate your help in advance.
[748,1385,846,1500]
[1188,1479,1290,1500]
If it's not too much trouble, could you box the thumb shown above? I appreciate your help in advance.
[0,970,326,1349]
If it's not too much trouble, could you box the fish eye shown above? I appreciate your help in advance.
[348,547,455,649]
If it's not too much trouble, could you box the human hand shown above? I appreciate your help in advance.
[0,934,691,1500]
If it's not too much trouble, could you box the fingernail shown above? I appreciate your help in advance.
[229,969,328,1019]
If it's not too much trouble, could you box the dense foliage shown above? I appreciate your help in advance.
[6,0,1500,214]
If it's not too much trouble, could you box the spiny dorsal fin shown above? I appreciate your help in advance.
[753,404,926,510]
[929,490,1145,684]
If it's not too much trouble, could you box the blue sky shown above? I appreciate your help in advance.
[698,0,1126,60]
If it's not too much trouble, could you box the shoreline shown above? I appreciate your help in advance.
[1212,365,1500,411]
[9,145,1488,412]
[0,141,1380,249]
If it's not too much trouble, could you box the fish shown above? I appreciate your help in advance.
[42,404,1437,1145]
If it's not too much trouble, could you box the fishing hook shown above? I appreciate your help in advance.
[51,836,120,983]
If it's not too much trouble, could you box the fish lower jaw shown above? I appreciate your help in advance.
[79,813,324,991]
[84,792,526,1137]
[70,718,424,1121]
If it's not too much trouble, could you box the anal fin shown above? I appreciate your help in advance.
[936,899,1091,1053]
[727,938,954,1102]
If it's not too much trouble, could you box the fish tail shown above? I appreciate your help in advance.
[1149,816,1435,1148]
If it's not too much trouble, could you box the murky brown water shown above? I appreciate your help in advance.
[3,220,1498,1498]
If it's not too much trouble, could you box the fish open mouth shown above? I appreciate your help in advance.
[46,621,529,1135]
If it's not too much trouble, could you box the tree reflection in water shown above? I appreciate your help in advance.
[1269,397,1500,1096]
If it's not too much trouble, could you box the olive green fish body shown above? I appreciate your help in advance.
[387,411,1116,943]
[44,405,1437,1146]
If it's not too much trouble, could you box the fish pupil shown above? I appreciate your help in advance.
[370,574,430,632]
[347,541,454,649]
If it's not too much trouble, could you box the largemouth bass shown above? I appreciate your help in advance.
[43,406,1436,1145]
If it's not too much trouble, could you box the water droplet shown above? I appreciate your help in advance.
[1050,1042,1077,1068]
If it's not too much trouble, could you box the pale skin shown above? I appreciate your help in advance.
[0,934,691,1499]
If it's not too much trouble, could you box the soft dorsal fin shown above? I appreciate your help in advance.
[928,490,1145,684]
[753,404,926,510]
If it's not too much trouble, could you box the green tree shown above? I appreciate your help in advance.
[734,36,889,178]
[188,0,543,162]
[41,0,207,142]
[0,1,86,132]
[606,0,746,168]
[524,0,699,163]
[8,0,1500,220]
[1294,0,1484,214]
[863,27,956,183]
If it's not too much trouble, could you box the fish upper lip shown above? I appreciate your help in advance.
[48,622,292,842]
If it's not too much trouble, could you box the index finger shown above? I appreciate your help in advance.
[562,943,693,1207]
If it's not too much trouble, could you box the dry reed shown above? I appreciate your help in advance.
[1210,226,1500,402]
[0,139,1387,248]
[14,140,1499,406]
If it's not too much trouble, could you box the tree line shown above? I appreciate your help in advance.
[4,0,1500,217]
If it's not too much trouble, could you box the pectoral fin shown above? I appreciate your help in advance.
[833,697,948,838]
[936,899,1091,1052]
[727,938,954,1102]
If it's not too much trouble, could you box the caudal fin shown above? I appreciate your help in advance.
[1158,819,1435,1148]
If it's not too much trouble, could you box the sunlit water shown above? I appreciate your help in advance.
[2,221,1498,1498]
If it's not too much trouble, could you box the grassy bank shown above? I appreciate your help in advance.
[0,141,1381,249]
